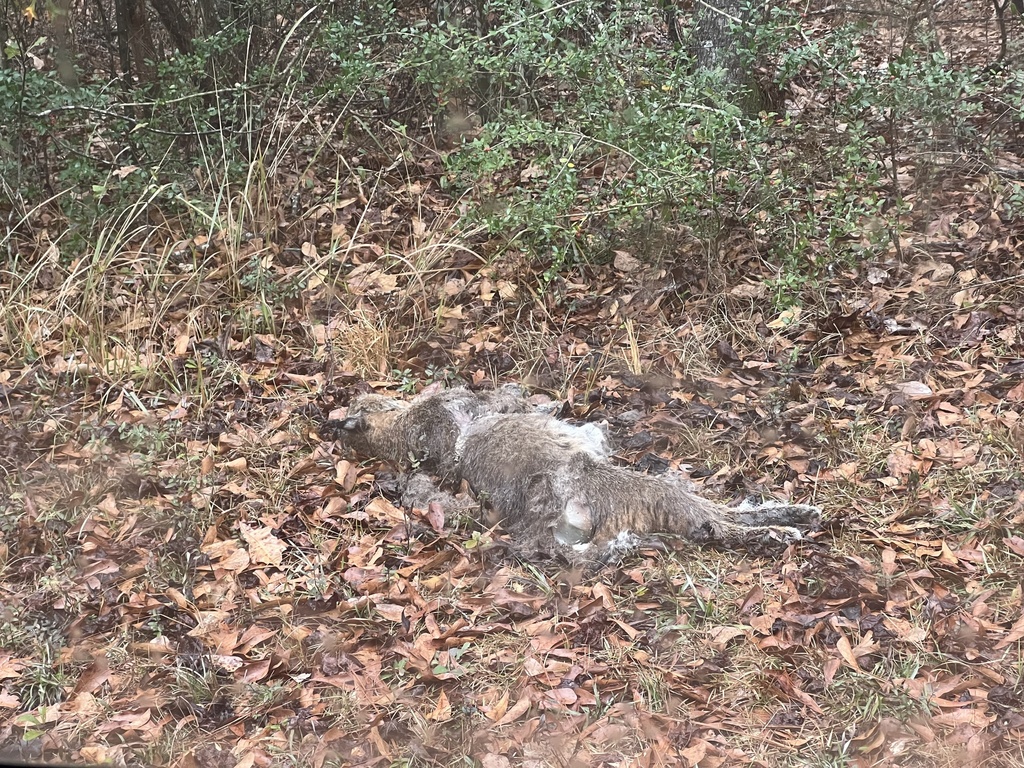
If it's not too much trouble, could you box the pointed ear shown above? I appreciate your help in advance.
[341,415,366,432]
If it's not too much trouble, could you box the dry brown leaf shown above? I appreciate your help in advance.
[426,690,453,721]
[73,655,110,695]
[494,693,533,726]
[219,457,248,473]
[375,603,406,624]
[240,524,286,567]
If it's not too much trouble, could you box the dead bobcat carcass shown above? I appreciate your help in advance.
[328,387,820,560]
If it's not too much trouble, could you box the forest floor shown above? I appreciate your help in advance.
[3,1,1024,766]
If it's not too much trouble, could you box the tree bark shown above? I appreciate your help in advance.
[128,0,157,82]
[114,0,132,84]
[148,0,194,54]
[693,0,767,114]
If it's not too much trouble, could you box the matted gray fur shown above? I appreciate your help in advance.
[331,386,821,561]
[328,385,532,480]
[457,412,819,559]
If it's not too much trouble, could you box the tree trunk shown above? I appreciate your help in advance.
[148,0,195,54]
[693,0,766,114]
[128,0,157,82]
[114,0,132,85]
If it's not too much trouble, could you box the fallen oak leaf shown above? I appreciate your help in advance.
[494,690,535,726]
[425,689,453,721]
[72,654,110,695]
[994,612,1024,650]
[1004,536,1024,557]
[240,523,286,567]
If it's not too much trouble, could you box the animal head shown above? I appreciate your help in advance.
[333,394,408,457]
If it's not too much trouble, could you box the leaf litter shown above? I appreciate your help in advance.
[5,262,1024,768]
[4,17,1024,768]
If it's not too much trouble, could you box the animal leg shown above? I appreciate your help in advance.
[731,502,821,530]
[696,519,804,556]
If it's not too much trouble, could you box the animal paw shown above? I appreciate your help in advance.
[738,524,803,556]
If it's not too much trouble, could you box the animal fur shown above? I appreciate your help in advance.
[328,387,820,560]
[456,412,819,559]
[324,385,531,480]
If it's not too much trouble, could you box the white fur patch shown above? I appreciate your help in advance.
[454,431,468,463]
[450,408,478,462]
[736,499,820,513]
[544,419,610,458]
[589,530,644,562]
